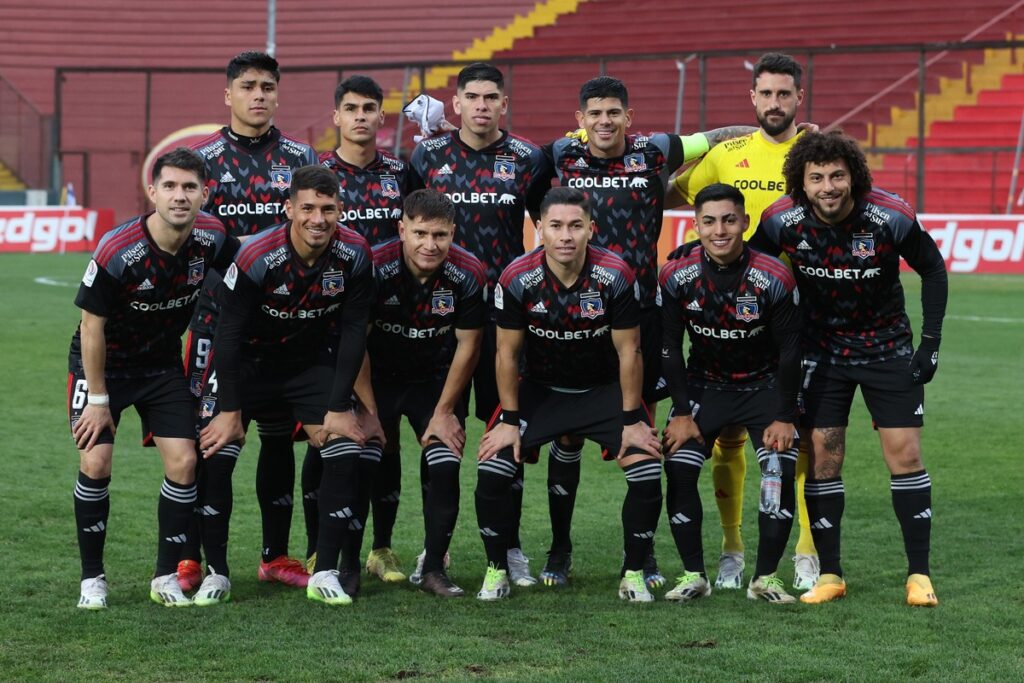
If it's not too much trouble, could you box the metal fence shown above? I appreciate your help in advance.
[0,77,50,189]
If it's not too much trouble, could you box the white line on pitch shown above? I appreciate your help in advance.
[34,277,74,287]
[948,314,1024,324]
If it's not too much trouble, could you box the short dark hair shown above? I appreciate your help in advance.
[457,62,504,90]
[783,131,873,204]
[152,147,207,185]
[290,165,339,198]
[579,76,629,108]
[334,75,384,108]
[403,189,455,224]
[752,52,803,89]
[694,183,746,213]
[539,186,592,218]
[226,51,280,83]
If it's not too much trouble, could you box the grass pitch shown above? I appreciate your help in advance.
[1,254,1021,682]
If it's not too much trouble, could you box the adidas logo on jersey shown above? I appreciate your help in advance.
[220,171,236,183]
[796,240,813,250]
[914,404,924,415]
[573,157,588,169]
[735,158,750,168]
[530,301,548,313]
[137,278,154,291]
[436,164,453,176]
[686,299,701,311]
[913,508,933,519]
[384,294,401,306]
[273,284,290,295]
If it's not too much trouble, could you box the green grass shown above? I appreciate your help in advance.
[1,254,1022,682]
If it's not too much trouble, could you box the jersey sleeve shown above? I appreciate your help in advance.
[747,212,783,257]
[212,263,260,412]
[658,261,690,411]
[653,133,686,181]
[896,216,948,340]
[328,241,375,412]
[671,152,719,205]
[525,145,555,222]
[407,144,427,191]
[493,271,526,330]
[609,266,641,330]
[74,259,120,318]
[766,275,802,422]
[455,261,487,330]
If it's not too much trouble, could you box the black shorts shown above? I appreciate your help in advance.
[375,375,466,439]
[669,384,800,455]
[800,356,924,429]
[67,363,195,447]
[496,380,652,462]
[640,306,669,404]
[198,354,334,429]
[463,322,499,423]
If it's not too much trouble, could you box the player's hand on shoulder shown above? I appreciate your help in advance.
[565,128,588,144]
[620,422,662,460]
[763,421,796,453]
[662,414,703,455]
[666,239,700,262]
[478,422,520,462]
[796,121,820,134]
[422,412,465,456]
[73,404,116,452]
[199,411,245,458]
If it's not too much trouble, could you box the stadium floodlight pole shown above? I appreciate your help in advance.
[1006,108,1024,214]
[266,0,276,57]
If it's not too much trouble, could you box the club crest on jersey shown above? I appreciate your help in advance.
[190,373,203,398]
[852,233,875,260]
[200,396,216,418]
[270,165,292,191]
[380,175,401,200]
[493,156,516,181]
[623,154,647,173]
[735,296,760,322]
[579,291,605,319]
[187,258,205,286]
[431,289,455,316]
[322,270,345,297]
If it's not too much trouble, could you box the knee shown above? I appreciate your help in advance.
[79,450,113,480]
[885,440,923,474]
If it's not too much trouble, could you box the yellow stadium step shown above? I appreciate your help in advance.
[315,0,585,152]
[0,160,26,190]
[865,33,1024,155]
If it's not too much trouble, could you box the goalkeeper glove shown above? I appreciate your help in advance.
[909,334,940,385]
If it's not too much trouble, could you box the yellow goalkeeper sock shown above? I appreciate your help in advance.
[794,442,817,556]
[711,434,747,554]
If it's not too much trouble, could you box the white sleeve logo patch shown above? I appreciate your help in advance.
[493,283,504,310]
[224,263,239,290]
[82,259,98,287]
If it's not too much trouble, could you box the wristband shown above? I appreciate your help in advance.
[499,410,520,426]
[87,393,110,406]
[623,408,643,425]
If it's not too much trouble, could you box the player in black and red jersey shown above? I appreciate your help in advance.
[357,189,486,597]
[181,51,320,592]
[409,62,553,586]
[301,75,414,585]
[474,187,663,603]
[196,165,374,607]
[68,148,238,609]
[750,132,948,607]
[659,183,802,605]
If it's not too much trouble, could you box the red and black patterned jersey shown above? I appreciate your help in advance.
[72,212,237,376]
[548,133,685,308]
[213,222,374,411]
[368,238,486,382]
[409,130,552,291]
[319,149,410,246]
[751,189,948,365]
[495,245,640,389]
[191,126,318,237]
[659,246,799,391]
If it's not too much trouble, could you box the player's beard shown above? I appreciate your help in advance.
[757,108,795,137]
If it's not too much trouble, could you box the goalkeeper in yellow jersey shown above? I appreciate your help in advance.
[664,53,819,591]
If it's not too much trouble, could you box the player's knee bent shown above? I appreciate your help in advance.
[880,437,923,474]
[79,447,114,479]
[475,450,516,496]
[715,425,748,452]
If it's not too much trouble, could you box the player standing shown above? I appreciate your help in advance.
[70,148,237,609]
[750,132,947,606]
[664,53,819,591]
[659,183,802,604]
[409,62,552,587]
[475,187,663,603]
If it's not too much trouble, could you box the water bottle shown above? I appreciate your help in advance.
[759,450,782,515]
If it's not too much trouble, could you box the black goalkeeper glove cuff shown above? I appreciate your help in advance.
[910,334,941,385]
[666,239,700,262]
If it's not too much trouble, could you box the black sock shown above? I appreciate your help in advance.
[754,451,797,578]
[891,470,932,576]
[74,472,110,580]
[547,441,582,554]
[371,443,400,550]
[340,441,381,571]
[508,462,525,550]
[422,443,461,574]
[664,452,705,574]
[475,449,517,570]
[200,445,240,577]
[313,438,361,573]
[179,456,203,563]
[301,444,323,559]
[621,460,663,571]
[255,423,295,563]
[155,477,198,576]
[804,476,845,577]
